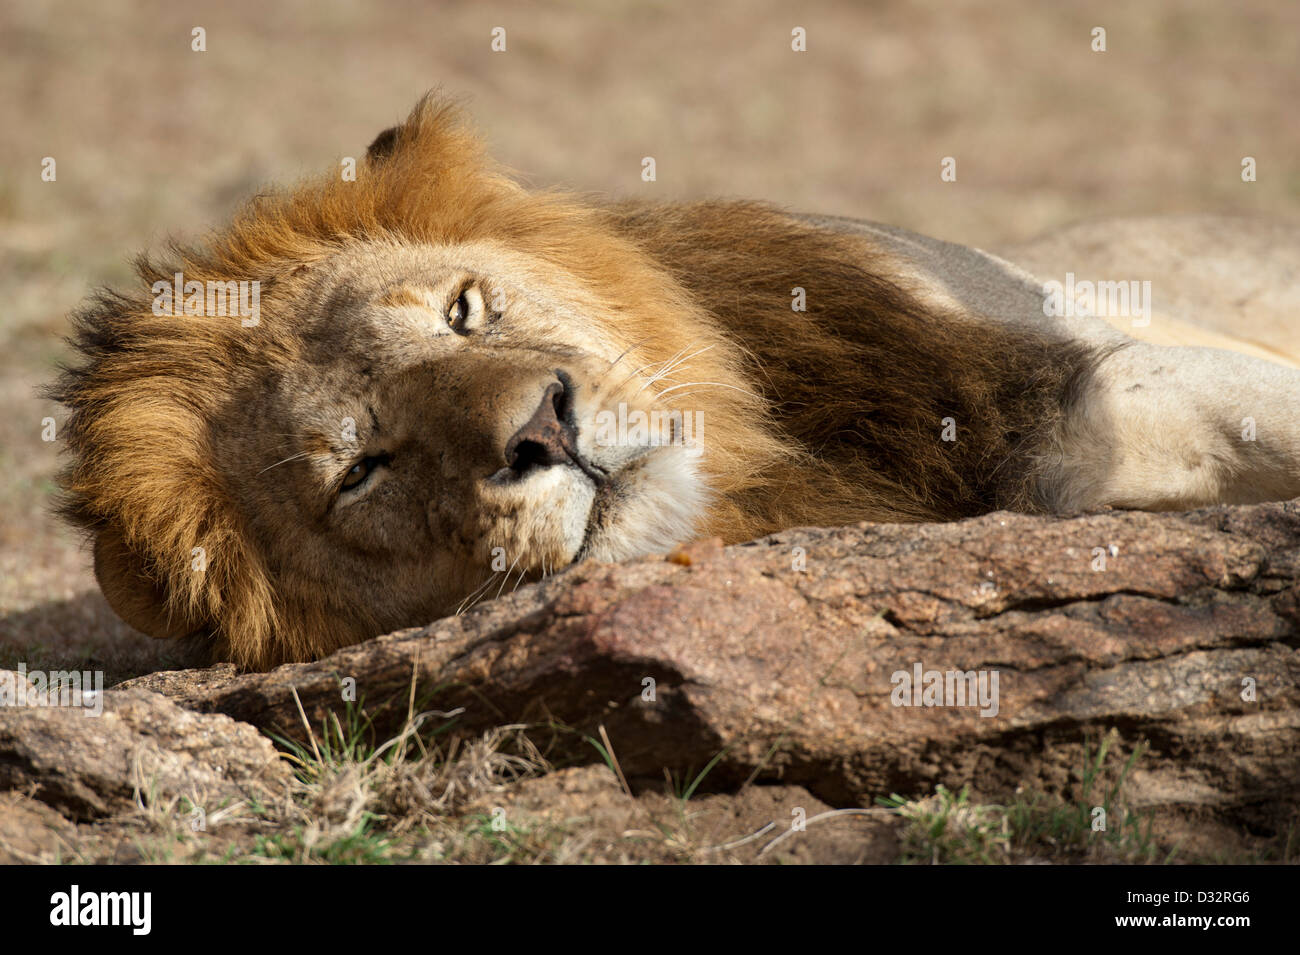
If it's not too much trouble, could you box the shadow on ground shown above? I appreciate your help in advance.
[0,591,192,685]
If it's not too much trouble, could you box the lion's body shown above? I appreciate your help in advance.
[49,97,1300,668]
[819,213,1300,511]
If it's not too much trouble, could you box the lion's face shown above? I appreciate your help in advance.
[223,240,706,637]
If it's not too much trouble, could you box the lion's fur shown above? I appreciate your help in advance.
[602,202,1099,523]
[50,95,1099,668]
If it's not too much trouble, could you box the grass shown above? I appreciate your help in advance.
[81,672,558,864]
[260,681,551,861]
[26,689,1291,865]
[877,729,1166,864]
[664,750,730,803]
[247,817,405,865]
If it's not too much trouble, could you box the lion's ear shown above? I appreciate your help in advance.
[366,125,401,163]
[365,96,483,170]
[92,526,203,640]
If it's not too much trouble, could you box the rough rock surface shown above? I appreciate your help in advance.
[0,678,292,820]
[114,502,1300,836]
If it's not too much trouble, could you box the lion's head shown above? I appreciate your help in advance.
[50,96,785,668]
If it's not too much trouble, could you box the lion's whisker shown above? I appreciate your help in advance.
[608,336,656,370]
[635,345,716,399]
[607,339,711,397]
[609,358,673,396]
[655,344,714,381]
[257,450,313,475]
[492,554,523,601]
[510,567,529,595]
[456,568,502,615]
[655,379,763,402]
[460,572,504,615]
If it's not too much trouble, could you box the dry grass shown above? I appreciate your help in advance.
[26,704,1290,865]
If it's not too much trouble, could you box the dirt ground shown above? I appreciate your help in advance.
[2,0,1298,690]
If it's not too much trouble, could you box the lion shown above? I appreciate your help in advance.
[49,95,1300,669]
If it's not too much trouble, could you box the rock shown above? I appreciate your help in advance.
[116,502,1300,837]
[0,678,293,821]
[0,792,76,863]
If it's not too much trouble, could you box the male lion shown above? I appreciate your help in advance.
[50,96,1300,669]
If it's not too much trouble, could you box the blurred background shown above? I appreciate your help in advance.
[2,0,1299,677]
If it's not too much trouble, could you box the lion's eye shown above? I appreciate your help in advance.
[340,455,387,493]
[447,292,466,327]
[446,285,484,333]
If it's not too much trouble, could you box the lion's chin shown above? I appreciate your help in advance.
[575,445,707,564]
[476,445,706,579]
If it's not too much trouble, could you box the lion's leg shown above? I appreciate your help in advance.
[1045,342,1300,511]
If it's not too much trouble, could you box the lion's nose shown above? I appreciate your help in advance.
[505,380,579,474]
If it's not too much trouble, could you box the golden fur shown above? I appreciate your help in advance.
[51,95,1098,669]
